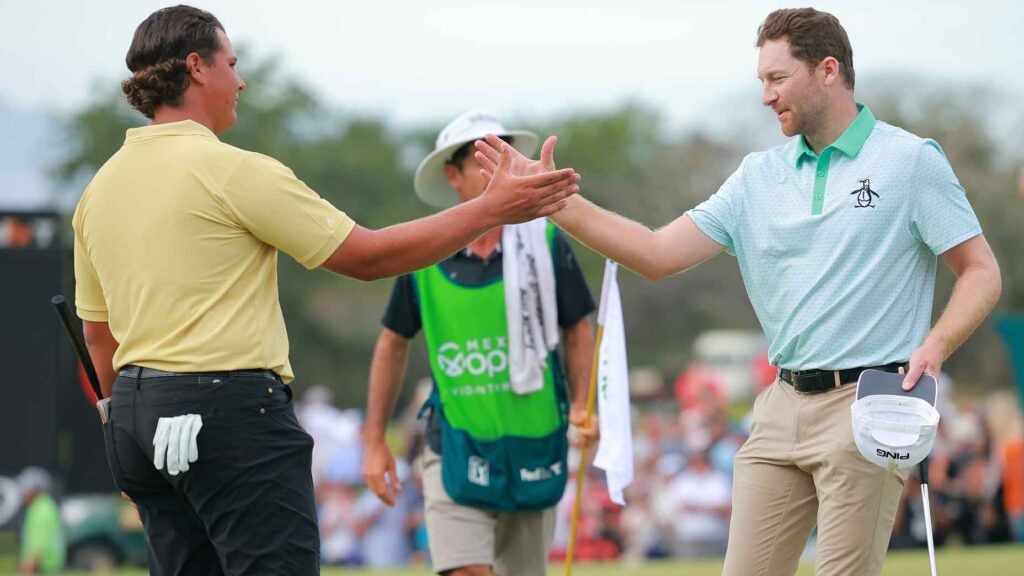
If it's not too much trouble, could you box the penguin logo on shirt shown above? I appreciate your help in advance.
[850,178,879,208]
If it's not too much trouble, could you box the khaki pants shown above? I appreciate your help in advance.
[422,447,555,575]
[723,379,906,576]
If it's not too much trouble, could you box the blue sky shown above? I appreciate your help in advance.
[1,1,1021,208]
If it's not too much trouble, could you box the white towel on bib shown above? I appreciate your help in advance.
[502,218,559,395]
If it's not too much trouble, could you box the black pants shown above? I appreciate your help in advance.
[102,368,320,575]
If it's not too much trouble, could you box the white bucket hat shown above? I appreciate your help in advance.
[414,109,538,208]
[16,466,53,495]
[851,369,940,470]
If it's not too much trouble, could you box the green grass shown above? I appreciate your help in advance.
[2,544,1020,575]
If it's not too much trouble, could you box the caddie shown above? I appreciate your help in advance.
[362,110,599,576]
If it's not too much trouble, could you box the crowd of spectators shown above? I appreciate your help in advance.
[300,368,1023,569]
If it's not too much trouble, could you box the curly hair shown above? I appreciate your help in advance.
[756,8,855,90]
[121,5,224,119]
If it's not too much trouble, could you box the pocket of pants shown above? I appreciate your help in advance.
[101,408,130,492]
[259,382,294,414]
[747,383,775,435]
[208,376,293,419]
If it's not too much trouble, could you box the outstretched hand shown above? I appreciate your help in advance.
[474,133,559,179]
[474,135,580,223]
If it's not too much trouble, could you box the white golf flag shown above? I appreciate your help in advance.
[592,261,633,506]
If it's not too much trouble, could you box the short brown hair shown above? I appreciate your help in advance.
[756,8,855,90]
[121,5,224,119]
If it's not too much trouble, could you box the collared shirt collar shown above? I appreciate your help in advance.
[795,103,876,166]
[125,119,218,143]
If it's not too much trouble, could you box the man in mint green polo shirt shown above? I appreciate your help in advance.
[473,8,1001,576]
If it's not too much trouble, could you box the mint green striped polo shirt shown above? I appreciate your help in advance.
[688,104,981,370]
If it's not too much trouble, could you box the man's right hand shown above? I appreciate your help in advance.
[474,133,559,179]
[473,138,579,224]
[363,439,401,506]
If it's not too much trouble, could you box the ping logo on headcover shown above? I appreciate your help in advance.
[468,456,490,487]
[876,448,910,460]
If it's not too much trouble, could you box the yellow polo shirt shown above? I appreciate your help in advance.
[73,120,355,382]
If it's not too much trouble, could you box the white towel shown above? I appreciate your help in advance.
[503,218,559,395]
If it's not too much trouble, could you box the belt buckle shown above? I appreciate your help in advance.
[791,370,817,392]
[793,369,835,393]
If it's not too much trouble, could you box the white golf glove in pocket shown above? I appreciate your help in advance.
[153,414,203,475]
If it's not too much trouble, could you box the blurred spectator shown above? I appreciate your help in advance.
[707,414,744,476]
[551,451,622,563]
[987,392,1024,543]
[352,459,419,568]
[17,467,65,575]
[297,385,363,486]
[674,361,727,419]
[891,471,950,549]
[663,449,731,558]
[940,410,993,544]
[750,352,776,396]
[618,448,671,562]
[301,377,1023,566]
[317,480,361,566]
[407,454,431,565]
[1002,432,1024,543]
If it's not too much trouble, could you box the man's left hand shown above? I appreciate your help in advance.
[902,339,945,390]
[568,404,599,449]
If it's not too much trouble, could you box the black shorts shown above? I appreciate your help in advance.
[102,368,319,575]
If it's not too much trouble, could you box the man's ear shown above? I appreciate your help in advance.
[820,56,840,86]
[185,52,206,86]
[443,163,460,189]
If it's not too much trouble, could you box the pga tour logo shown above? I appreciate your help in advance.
[438,338,509,378]
[876,448,910,460]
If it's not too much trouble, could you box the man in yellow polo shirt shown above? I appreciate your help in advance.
[73,6,579,575]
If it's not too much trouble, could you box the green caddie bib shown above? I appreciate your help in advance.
[414,225,568,511]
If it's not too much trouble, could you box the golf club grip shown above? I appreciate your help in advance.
[51,295,104,400]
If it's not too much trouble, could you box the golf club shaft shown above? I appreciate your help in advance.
[921,483,937,576]
[920,460,937,576]
[51,295,104,400]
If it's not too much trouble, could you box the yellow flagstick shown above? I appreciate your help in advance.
[564,322,605,576]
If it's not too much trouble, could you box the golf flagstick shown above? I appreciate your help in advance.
[563,321,603,576]
[566,260,629,575]
[919,458,938,576]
